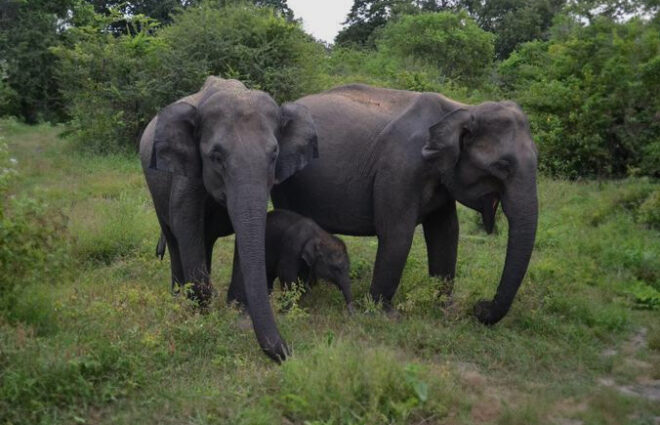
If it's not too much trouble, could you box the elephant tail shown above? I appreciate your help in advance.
[156,232,167,260]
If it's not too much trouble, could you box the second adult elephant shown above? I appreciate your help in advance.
[140,77,318,361]
[271,84,538,325]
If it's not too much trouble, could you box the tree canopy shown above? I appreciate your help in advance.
[0,0,658,177]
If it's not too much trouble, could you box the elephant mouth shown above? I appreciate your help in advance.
[481,193,500,234]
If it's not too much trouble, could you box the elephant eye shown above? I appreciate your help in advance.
[269,145,279,163]
[210,151,223,163]
[492,159,512,177]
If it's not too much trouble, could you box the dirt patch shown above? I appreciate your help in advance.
[550,398,589,425]
[598,327,660,402]
[470,396,501,423]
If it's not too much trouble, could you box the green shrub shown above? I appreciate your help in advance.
[0,332,141,424]
[0,139,69,318]
[499,16,660,178]
[70,191,156,265]
[54,11,205,154]
[159,2,325,103]
[377,11,496,86]
[55,1,324,154]
[638,189,660,229]
[626,280,660,310]
[278,340,456,424]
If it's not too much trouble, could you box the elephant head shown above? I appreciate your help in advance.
[301,234,353,313]
[422,97,538,325]
[150,77,318,361]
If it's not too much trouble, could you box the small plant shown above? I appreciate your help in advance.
[360,293,381,314]
[274,281,308,320]
[627,280,660,310]
[638,190,660,230]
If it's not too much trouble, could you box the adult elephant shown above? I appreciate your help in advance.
[270,84,538,325]
[140,77,318,361]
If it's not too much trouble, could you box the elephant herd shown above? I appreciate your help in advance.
[139,76,539,362]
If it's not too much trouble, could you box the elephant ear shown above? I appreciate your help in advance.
[276,103,319,184]
[301,237,320,267]
[422,108,473,173]
[149,101,201,179]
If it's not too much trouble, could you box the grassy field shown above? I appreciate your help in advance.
[1,119,659,425]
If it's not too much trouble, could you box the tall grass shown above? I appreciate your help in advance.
[1,120,658,424]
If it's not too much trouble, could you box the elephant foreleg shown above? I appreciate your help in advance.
[227,241,248,307]
[370,221,416,310]
[170,189,213,304]
[422,201,458,296]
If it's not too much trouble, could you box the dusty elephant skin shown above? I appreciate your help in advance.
[271,84,539,324]
[231,209,353,312]
[139,76,319,362]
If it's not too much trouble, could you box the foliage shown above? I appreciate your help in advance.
[335,0,466,47]
[54,1,323,153]
[54,11,194,153]
[377,11,495,84]
[468,0,566,59]
[0,0,74,123]
[0,136,68,325]
[158,2,324,103]
[278,341,454,423]
[84,0,295,34]
[2,122,659,423]
[637,189,660,229]
[499,16,660,177]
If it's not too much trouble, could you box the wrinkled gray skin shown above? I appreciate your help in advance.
[271,84,538,324]
[139,77,318,362]
[231,209,353,312]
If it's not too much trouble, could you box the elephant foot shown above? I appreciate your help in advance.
[382,302,403,321]
[438,291,454,309]
[189,282,215,308]
[473,299,506,325]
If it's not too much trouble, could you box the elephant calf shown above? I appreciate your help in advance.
[233,209,353,312]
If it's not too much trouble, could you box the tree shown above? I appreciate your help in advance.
[0,0,74,122]
[83,0,294,32]
[55,1,323,153]
[565,0,659,22]
[499,16,660,177]
[377,11,495,84]
[335,0,461,47]
[462,0,566,60]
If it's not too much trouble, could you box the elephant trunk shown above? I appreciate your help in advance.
[339,278,354,313]
[474,174,538,325]
[227,184,289,362]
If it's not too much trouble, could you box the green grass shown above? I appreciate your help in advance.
[1,119,659,425]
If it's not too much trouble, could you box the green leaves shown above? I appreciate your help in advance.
[55,2,324,153]
[378,11,495,85]
[499,16,660,178]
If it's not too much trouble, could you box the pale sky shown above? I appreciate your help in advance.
[288,0,354,43]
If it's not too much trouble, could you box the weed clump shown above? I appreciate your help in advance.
[638,189,660,230]
[278,340,457,423]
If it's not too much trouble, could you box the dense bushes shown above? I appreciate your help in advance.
[321,12,497,102]
[0,0,73,123]
[159,3,323,103]
[55,10,205,153]
[0,136,68,320]
[2,1,659,178]
[500,17,660,178]
[55,2,324,153]
[377,11,495,85]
